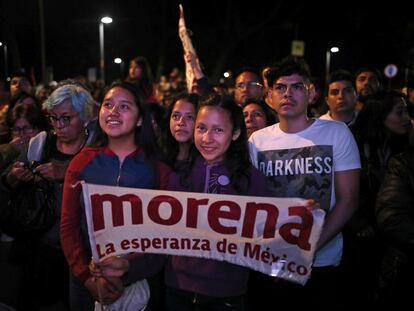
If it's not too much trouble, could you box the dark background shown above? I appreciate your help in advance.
[1,0,413,86]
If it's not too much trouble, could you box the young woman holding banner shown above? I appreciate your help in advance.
[60,81,170,310]
[164,95,272,310]
[90,95,272,311]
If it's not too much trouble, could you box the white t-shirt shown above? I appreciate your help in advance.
[319,112,334,121]
[248,118,360,267]
[319,111,358,126]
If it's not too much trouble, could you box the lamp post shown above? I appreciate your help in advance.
[99,16,113,84]
[325,46,339,85]
[0,42,8,81]
[114,57,124,78]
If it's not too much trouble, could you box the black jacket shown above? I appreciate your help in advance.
[376,148,414,290]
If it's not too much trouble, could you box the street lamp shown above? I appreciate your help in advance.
[325,46,340,85]
[0,42,8,81]
[99,16,113,84]
[114,57,124,78]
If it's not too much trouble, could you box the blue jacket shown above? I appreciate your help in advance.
[61,146,171,283]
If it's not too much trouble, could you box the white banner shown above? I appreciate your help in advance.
[82,182,325,285]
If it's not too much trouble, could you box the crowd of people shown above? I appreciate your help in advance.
[0,54,413,311]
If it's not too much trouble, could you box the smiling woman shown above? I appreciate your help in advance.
[60,81,171,310]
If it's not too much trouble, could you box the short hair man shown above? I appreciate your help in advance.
[248,56,360,308]
[9,72,34,98]
[320,69,358,125]
[355,67,382,111]
[233,69,264,106]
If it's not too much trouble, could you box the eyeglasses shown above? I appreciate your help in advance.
[47,115,75,127]
[11,126,34,134]
[235,81,263,89]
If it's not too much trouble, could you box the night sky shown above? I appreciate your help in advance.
[1,0,413,86]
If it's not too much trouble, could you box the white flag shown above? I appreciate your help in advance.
[179,4,200,93]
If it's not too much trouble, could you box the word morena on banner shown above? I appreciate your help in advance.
[82,183,325,284]
[91,193,315,249]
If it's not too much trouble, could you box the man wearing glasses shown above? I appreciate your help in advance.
[233,69,264,106]
[248,56,360,310]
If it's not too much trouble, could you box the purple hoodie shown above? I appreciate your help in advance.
[165,156,271,297]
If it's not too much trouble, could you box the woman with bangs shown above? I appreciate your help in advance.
[61,81,170,310]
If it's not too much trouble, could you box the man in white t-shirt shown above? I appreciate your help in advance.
[248,57,360,309]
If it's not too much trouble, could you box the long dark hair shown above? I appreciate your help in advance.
[93,81,158,158]
[6,92,39,125]
[352,90,410,167]
[242,98,278,126]
[197,95,251,194]
[126,56,155,101]
[158,92,200,167]
[8,103,49,132]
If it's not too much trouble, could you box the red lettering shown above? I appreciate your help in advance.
[186,198,209,228]
[181,238,190,249]
[228,242,237,254]
[148,195,182,225]
[141,238,151,251]
[131,238,139,249]
[120,239,130,250]
[297,265,308,275]
[260,247,271,263]
[242,202,278,238]
[208,200,240,234]
[91,194,143,231]
[192,238,200,250]
[243,242,261,259]
[97,244,105,259]
[97,242,115,258]
[279,206,313,250]
[90,191,317,256]
[287,261,296,272]
[153,238,161,249]
[216,238,237,253]
[216,238,227,253]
